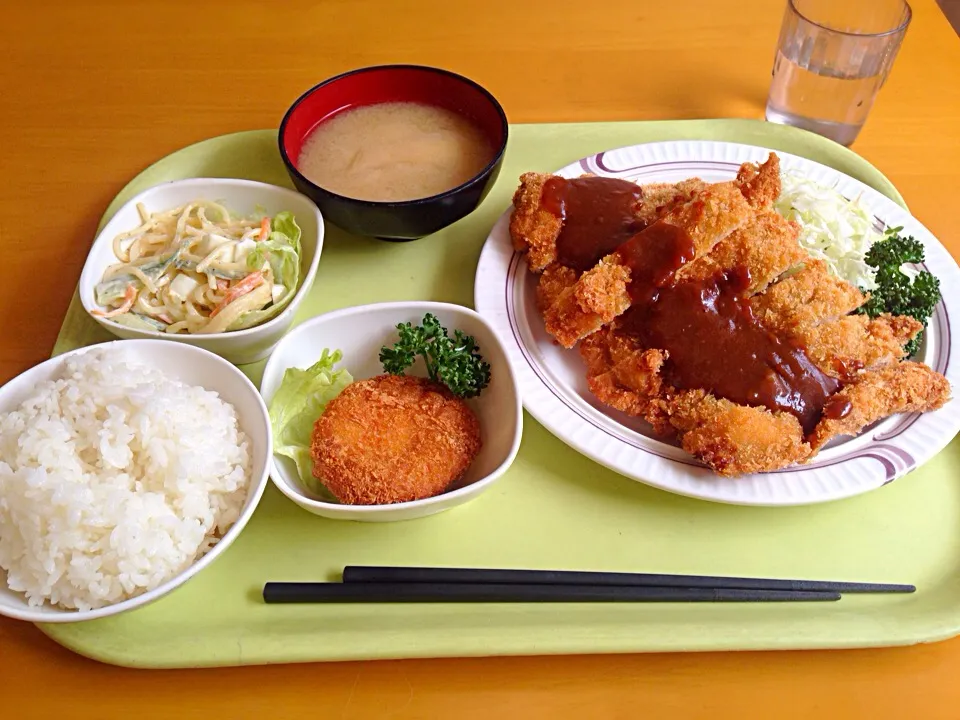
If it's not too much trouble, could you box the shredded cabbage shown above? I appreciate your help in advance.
[775,174,884,291]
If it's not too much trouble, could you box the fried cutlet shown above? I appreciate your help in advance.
[509,172,565,272]
[540,256,633,347]
[736,153,782,209]
[636,153,781,222]
[536,264,579,313]
[310,375,481,505]
[674,209,806,295]
[580,329,817,476]
[509,174,646,273]
[510,153,782,276]
[580,327,667,416]
[749,259,868,333]
[541,181,756,347]
[785,313,921,381]
[578,210,803,416]
[649,389,813,476]
[747,260,920,380]
[581,288,937,475]
[579,209,807,416]
[513,152,950,476]
[809,362,952,450]
[635,178,707,226]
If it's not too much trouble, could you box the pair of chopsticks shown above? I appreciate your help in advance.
[262,566,916,604]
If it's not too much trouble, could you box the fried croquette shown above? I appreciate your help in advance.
[310,375,481,505]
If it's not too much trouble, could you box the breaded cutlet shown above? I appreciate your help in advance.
[511,152,950,475]
[541,181,755,348]
[509,153,782,278]
[673,209,806,295]
[650,389,813,477]
[749,259,868,332]
[809,362,951,450]
[509,172,563,272]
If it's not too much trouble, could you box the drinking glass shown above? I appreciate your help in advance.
[765,0,911,146]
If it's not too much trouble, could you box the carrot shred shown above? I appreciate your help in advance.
[259,216,270,241]
[209,271,265,318]
[92,285,137,318]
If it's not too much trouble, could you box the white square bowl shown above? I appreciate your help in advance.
[78,178,323,365]
[260,301,523,522]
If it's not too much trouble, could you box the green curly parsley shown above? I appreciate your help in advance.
[379,313,491,398]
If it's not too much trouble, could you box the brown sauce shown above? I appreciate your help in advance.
[617,222,840,434]
[614,221,696,302]
[541,176,646,272]
[822,396,853,420]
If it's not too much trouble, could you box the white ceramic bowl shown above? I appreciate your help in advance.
[0,340,272,623]
[79,178,324,365]
[260,302,523,522]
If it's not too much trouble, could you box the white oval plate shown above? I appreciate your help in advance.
[475,141,960,506]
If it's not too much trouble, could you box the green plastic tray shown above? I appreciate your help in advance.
[42,120,960,668]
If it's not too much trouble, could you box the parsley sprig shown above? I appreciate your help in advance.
[379,313,491,398]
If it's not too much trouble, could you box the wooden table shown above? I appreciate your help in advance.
[3,0,960,717]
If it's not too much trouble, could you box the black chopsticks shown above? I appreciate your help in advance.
[262,566,915,604]
[263,582,839,604]
[341,565,916,594]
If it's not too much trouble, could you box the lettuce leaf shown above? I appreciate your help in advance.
[268,349,353,499]
[232,211,303,330]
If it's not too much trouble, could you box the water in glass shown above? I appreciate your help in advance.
[765,0,911,146]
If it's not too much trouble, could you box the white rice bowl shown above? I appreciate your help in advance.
[0,347,253,612]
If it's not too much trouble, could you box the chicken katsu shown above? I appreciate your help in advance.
[517,155,783,348]
[509,153,951,476]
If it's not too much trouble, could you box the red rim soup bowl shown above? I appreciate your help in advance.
[278,65,509,241]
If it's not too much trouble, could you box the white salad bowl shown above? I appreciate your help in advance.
[260,301,523,522]
[78,178,324,365]
[0,340,272,623]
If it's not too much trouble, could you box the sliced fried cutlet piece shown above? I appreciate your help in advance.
[541,257,633,347]
[541,182,755,348]
[674,210,806,295]
[746,259,915,380]
[658,180,756,255]
[537,264,579,313]
[796,313,921,381]
[635,178,707,225]
[509,154,780,275]
[809,362,952,450]
[579,327,667,416]
[735,153,781,209]
[646,389,812,476]
[510,172,562,272]
[636,153,781,228]
[633,153,781,229]
[509,172,645,273]
[749,259,867,333]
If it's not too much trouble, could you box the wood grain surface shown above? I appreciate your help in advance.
[2,0,960,717]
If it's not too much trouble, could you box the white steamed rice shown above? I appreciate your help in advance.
[0,347,251,611]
